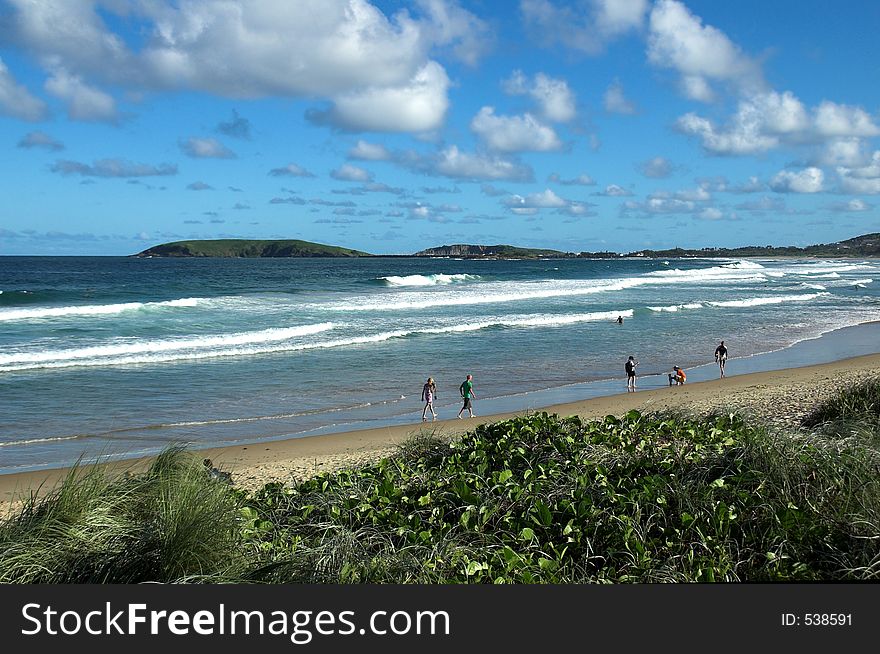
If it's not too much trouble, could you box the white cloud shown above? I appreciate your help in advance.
[679,75,715,103]
[818,138,869,167]
[4,0,488,135]
[331,164,374,182]
[17,131,64,151]
[141,1,424,96]
[269,164,315,177]
[312,61,450,132]
[4,0,133,82]
[432,146,534,181]
[603,79,636,115]
[638,156,675,179]
[728,176,765,194]
[647,0,763,101]
[520,0,648,55]
[593,184,633,197]
[814,101,880,138]
[180,137,235,159]
[671,187,711,201]
[548,173,596,186]
[826,199,872,213]
[622,197,697,214]
[50,158,177,177]
[414,0,493,66]
[44,68,118,123]
[503,189,568,209]
[675,111,777,156]
[504,70,576,122]
[698,207,723,220]
[349,140,392,161]
[837,151,880,194]
[769,167,825,194]
[470,106,562,152]
[0,57,47,121]
[677,91,879,156]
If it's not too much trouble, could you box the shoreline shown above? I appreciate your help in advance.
[4,349,880,511]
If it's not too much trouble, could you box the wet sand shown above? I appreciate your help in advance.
[3,351,878,514]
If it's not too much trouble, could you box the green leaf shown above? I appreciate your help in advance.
[538,558,559,572]
[520,527,536,541]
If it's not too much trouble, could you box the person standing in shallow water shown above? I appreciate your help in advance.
[421,377,437,422]
[625,356,638,392]
[457,374,476,418]
[715,340,729,378]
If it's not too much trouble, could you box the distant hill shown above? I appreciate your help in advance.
[413,244,567,258]
[624,233,880,258]
[135,233,880,260]
[136,239,371,258]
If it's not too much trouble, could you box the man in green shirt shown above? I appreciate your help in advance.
[457,374,476,418]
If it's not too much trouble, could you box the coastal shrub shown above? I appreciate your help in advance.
[0,448,246,583]
[240,410,880,583]
[4,395,880,584]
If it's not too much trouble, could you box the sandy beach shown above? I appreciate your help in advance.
[3,351,879,514]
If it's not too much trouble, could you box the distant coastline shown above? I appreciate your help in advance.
[135,232,880,259]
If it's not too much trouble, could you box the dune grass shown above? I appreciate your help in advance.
[802,378,880,443]
[0,447,245,583]
[2,380,880,583]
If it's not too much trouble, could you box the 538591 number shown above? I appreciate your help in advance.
[781,613,852,626]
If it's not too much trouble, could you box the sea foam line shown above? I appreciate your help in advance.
[0,323,337,365]
[0,297,204,322]
[322,269,766,312]
[707,292,829,308]
[0,311,632,372]
[378,273,480,286]
[647,302,703,312]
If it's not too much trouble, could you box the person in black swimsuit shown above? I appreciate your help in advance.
[625,355,638,392]
[714,341,728,378]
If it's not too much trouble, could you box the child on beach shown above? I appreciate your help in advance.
[421,377,437,422]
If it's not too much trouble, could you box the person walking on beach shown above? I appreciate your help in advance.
[625,356,638,392]
[421,377,437,422]
[457,374,476,418]
[715,340,728,378]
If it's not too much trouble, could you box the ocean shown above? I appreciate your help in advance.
[1,255,879,473]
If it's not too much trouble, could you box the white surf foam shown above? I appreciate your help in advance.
[0,311,632,372]
[707,292,829,308]
[0,322,337,367]
[787,264,875,275]
[0,297,205,322]
[322,269,766,313]
[0,434,84,448]
[647,302,703,312]
[378,273,480,286]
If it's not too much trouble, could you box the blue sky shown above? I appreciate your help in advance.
[1,0,879,255]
